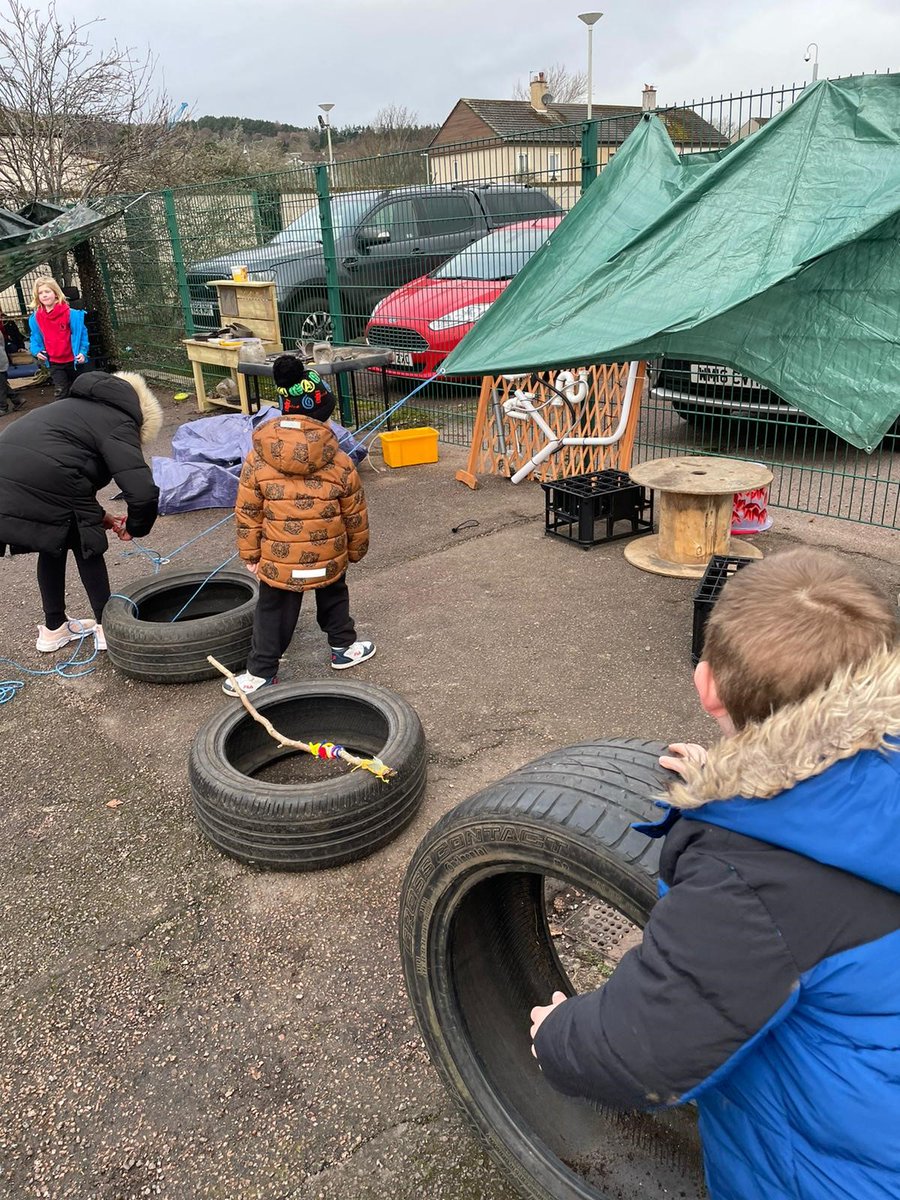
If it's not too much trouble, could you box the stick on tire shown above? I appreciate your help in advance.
[190,680,427,871]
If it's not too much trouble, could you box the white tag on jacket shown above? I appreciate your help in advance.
[291,567,328,579]
[280,420,306,429]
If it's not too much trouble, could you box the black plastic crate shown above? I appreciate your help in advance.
[542,469,654,549]
[692,555,754,665]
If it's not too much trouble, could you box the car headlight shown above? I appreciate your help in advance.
[427,303,492,332]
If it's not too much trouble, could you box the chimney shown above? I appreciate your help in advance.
[642,83,657,112]
[530,71,550,114]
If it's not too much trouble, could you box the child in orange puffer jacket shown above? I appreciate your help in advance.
[226,355,374,696]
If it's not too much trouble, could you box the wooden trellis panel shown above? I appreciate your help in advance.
[455,362,645,489]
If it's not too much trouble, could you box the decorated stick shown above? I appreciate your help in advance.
[206,656,395,781]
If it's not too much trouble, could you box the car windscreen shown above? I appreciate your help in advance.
[270,192,382,246]
[432,224,555,281]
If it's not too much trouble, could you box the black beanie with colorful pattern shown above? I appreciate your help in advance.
[271,355,336,422]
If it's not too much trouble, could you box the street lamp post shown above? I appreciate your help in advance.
[318,103,335,167]
[578,12,603,120]
[804,42,819,82]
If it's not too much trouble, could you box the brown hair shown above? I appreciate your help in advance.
[31,276,65,309]
[703,547,897,729]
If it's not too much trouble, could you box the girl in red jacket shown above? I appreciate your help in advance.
[28,276,89,399]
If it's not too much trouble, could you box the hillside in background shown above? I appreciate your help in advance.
[186,111,440,172]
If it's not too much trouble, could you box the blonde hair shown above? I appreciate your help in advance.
[703,548,897,729]
[31,276,66,309]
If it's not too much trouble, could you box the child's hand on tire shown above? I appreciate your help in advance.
[530,991,568,1058]
[659,743,708,778]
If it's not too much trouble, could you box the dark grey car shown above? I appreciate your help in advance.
[185,185,562,344]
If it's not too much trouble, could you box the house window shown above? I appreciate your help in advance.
[452,159,459,181]
[517,152,529,174]
[548,152,560,176]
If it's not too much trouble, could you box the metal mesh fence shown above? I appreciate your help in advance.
[86,73,897,528]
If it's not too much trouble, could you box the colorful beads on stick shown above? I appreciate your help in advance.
[307,742,344,761]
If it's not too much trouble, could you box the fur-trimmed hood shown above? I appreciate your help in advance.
[668,645,900,810]
[114,371,163,444]
[68,370,162,445]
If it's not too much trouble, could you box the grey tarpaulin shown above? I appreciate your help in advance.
[0,202,125,293]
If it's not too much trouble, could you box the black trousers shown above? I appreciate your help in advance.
[36,528,110,628]
[48,361,77,398]
[247,576,356,678]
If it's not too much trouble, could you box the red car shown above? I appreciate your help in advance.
[365,216,563,379]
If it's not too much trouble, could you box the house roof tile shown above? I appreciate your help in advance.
[449,98,728,147]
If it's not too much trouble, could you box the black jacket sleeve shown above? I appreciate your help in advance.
[100,423,159,538]
[533,839,801,1109]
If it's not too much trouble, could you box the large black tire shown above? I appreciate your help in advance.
[189,679,427,871]
[399,738,707,1200]
[103,566,258,684]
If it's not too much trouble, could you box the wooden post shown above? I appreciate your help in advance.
[455,375,494,489]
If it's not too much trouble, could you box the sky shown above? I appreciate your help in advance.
[57,0,898,128]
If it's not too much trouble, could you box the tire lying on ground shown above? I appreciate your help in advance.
[399,738,708,1200]
[102,566,258,684]
[190,680,427,871]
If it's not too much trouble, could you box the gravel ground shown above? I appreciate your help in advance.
[0,382,897,1200]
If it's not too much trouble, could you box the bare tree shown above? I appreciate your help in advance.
[371,105,435,154]
[0,0,182,203]
[513,63,588,105]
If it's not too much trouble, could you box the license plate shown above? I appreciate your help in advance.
[691,363,761,389]
[191,300,215,316]
[392,351,414,367]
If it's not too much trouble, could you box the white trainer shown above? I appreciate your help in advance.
[221,671,277,696]
[330,641,376,670]
[35,619,97,653]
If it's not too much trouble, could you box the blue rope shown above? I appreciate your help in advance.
[0,624,99,705]
[1,515,240,705]
[108,592,139,614]
[168,553,240,622]
[355,375,440,444]
[122,512,236,573]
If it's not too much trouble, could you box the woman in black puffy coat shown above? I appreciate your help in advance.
[0,371,162,653]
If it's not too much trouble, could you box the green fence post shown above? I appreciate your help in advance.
[580,120,599,194]
[163,189,195,337]
[315,164,352,425]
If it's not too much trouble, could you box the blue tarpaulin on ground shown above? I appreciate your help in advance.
[152,411,368,515]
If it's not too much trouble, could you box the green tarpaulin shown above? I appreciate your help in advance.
[441,74,900,450]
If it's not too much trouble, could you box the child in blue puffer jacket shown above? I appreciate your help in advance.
[531,548,900,1200]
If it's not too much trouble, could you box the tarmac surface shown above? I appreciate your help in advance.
[0,387,897,1200]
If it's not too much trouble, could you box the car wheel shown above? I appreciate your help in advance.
[300,307,334,344]
[189,680,427,870]
[102,567,259,684]
[280,291,332,349]
[399,738,707,1200]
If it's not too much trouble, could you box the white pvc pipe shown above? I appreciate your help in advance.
[510,361,641,484]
